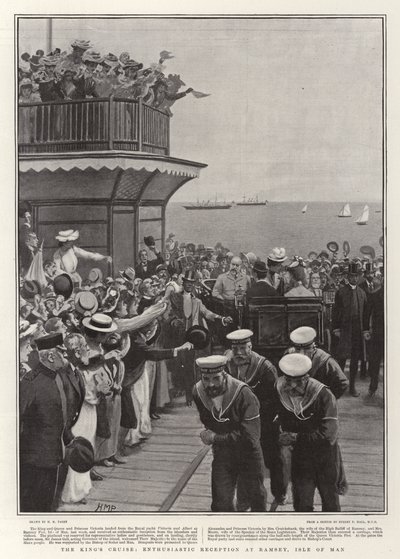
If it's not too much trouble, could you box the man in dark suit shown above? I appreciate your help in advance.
[135,238,164,280]
[19,333,72,512]
[332,262,369,397]
[364,275,384,397]
[246,260,279,299]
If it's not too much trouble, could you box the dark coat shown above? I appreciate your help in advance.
[366,286,384,349]
[20,363,70,468]
[332,284,369,360]
[246,279,279,299]
[135,254,164,280]
[58,365,85,443]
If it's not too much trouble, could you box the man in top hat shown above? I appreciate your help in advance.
[274,354,343,512]
[19,333,74,511]
[53,229,111,287]
[332,262,369,397]
[212,256,251,313]
[169,270,233,405]
[135,243,164,280]
[266,248,288,295]
[246,260,279,298]
[193,355,267,512]
[225,329,286,511]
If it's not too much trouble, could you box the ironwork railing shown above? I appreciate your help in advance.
[18,97,170,155]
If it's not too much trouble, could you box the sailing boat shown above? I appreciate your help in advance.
[355,205,369,225]
[338,203,351,217]
[302,204,308,214]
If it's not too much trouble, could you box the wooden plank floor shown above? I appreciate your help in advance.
[58,373,384,513]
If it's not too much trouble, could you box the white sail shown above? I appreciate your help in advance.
[338,203,351,217]
[302,204,308,213]
[356,205,369,225]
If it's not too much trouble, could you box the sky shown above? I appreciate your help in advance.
[19,17,383,203]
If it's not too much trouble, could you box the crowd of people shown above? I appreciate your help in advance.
[19,216,384,512]
[18,40,209,115]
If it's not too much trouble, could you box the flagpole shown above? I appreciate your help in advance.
[46,18,52,54]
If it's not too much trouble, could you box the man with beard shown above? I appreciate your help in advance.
[212,255,251,307]
[225,329,286,511]
[274,353,343,512]
[193,355,266,512]
[19,333,71,512]
[332,262,369,396]
[288,327,349,399]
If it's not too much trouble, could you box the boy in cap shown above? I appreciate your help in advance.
[193,355,266,512]
[225,329,286,511]
[274,354,343,512]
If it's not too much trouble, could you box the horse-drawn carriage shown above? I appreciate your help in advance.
[199,279,333,364]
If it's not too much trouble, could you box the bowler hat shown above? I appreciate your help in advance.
[65,437,94,473]
[253,260,267,274]
[53,273,74,299]
[186,325,210,350]
[21,279,41,301]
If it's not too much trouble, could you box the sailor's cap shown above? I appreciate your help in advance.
[279,354,312,378]
[289,326,317,347]
[226,329,253,344]
[196,355,228,374]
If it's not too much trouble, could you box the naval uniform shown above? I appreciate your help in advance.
[193,375,266,512]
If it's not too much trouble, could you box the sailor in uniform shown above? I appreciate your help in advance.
[193,355,266,512]
[275,354,344,512]
[225,329,287,511]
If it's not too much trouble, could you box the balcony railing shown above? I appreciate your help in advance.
[18,97,170,156]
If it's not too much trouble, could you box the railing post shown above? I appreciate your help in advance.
[138,98,143,151]
[166,115,170,156]
[108,96,114,150]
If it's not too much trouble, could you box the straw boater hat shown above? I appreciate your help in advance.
[82,313,118,333]
[74,291,99,317]
[289,326,317,348]
[279,353,312,378]
[103,53,119,67]
[55,229,79,242]
[88,268,103,288]
[196,355,228,374]
[19,320,38,340]
[268,247,287,263]
[119,266,136,282]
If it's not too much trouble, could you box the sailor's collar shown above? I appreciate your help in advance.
[195,374,247,420]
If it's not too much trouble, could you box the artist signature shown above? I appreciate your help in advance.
[94,502,117,512]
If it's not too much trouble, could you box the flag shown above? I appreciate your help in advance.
[191,90,211,99]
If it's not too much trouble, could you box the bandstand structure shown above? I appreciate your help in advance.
[18,96,206,275]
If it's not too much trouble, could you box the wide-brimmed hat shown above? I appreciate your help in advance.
[19,78,33,91]
[82,313,118,333]
[103,53,119,67]
[65,436,94,473]
[268,247,287,263]
[253,260,267,274]
[41,55,58,67]
[21,279,41,301]
[53,273,74,299]
[74,291,99,317]
[71,39,91,51]
[327,241,339,253]
[360,245,376,260]
[123,58,143,70]
[88,267,103,287]
[82,50,103,64]
[55,229,79,242]
[186,325,210,350]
